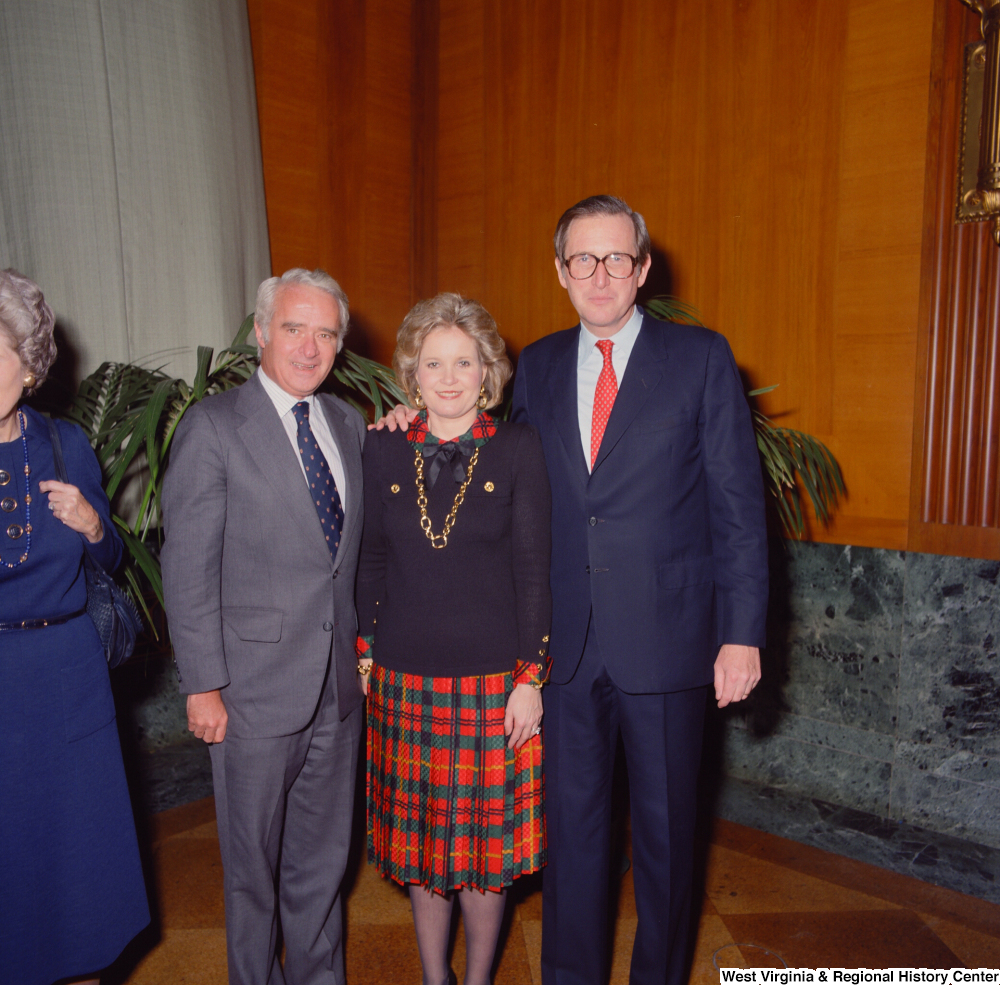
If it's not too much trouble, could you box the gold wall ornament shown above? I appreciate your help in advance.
[958,0,1000,243]
[958,39,989,221]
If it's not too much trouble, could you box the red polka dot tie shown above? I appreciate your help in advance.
[292,401,344,561]
[591,339,617,468]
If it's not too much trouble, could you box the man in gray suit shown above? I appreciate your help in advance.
[162,268,367,985]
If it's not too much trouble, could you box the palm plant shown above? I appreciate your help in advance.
[68,314,407,623]
[644,296,844,538]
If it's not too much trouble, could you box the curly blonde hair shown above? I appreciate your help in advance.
[393,293,511,409]
[0,269,57,395]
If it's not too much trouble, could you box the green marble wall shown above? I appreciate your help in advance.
[720,542,1000,850]
[115,539,1000,851]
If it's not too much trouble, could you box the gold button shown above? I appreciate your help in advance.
[484,482,494,492]
[390,484,400,494]
[0,470,9,485]
[542,635,549,642]
[538,648,546,656]
[1,497,16,512]
[7,524,23,539]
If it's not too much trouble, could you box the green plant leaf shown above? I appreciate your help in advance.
[143,377,180,480]
[752,410,844,538]
[192,346,214,401]
[333,351,408,422]
[643,295,705,325]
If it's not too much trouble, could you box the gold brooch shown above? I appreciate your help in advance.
[484,482,494,492]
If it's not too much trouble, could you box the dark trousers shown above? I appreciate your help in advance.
[541,622,707,985]
[209,667,363,985]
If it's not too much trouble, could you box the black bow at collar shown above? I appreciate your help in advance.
[422,436,475,488]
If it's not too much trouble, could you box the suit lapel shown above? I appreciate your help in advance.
[548,328,590,483]
[591,313,664,474]
[235,375,333,566]
[316,393,362,573]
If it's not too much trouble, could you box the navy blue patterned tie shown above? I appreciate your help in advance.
[292,401,344,561]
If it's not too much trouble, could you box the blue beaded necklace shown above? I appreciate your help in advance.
[1,410,31,569]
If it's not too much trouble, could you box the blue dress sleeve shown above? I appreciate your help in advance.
[58,420,123,573]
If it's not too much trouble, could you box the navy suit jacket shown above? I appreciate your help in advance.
[512,308,768,692]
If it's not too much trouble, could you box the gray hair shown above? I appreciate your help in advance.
[0,269,57,395]
[553,195,651,268]
[393,293,512,410]
[254,268,350,353]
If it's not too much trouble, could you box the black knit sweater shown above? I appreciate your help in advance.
[355,420,552,678]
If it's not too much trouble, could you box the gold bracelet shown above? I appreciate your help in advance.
[357,661,373,677]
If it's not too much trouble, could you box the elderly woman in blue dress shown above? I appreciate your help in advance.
[0,269,148,985]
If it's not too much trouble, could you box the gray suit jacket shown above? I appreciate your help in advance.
[161,372,366,737]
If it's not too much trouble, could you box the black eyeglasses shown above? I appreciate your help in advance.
[562,253,639,280]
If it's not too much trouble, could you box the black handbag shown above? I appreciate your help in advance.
[46,417,143,668]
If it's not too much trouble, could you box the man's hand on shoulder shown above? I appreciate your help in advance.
[187,689,229,744]
[368,404,417,432]
[714,644,761,708]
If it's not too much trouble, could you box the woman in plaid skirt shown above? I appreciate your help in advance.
[356,293,551,985]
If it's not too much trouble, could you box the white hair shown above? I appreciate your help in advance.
[0,268,57,394]
[254,268,350,353]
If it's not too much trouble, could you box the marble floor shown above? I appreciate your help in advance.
[714,778,1000,905]
[103,795,1000,985]
[139,739,1000,908]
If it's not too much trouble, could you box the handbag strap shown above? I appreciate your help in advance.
[45,416,102,574]
[46,416,70,483]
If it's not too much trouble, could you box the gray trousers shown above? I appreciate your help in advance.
[209,668,363,985]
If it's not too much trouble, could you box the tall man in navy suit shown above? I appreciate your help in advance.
[512,196,768,985]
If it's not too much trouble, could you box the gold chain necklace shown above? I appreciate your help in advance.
[414,445,479,549]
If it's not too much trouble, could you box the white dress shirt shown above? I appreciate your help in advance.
[576,304,643,471]
[257,368,348,516]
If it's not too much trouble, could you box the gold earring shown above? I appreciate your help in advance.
[414,386,425,409]
[476,384,488,410]
[22,372,36,390]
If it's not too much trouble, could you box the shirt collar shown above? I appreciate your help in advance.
[256,367,315,417]
[407,409,497,450]
[577,304,644,367]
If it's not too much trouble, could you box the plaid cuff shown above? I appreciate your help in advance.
[513,659,549,688]
[356,635,374,661]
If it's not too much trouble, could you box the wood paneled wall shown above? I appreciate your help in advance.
[910,0,1000,559]
[426,0,935,552]
[245,0,414,364]
[246,0,1000,558]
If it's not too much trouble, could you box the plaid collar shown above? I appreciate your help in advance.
[407,410,497,452]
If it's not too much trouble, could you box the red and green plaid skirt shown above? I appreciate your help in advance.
[366,663,546,894]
